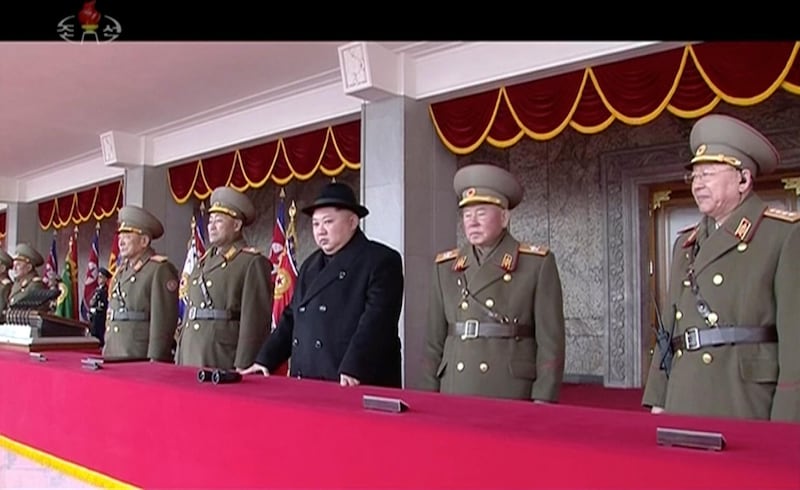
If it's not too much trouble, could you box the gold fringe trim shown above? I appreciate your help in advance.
[0,434,139,489]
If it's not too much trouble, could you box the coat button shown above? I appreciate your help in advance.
[193,323,200,330]
[113,326,119,333]
[296,370,302,379]
[479,362,489,373]
[460,301,468,310]
[292,338,299,346]
[737,242,748,252]
[707,312,718,326]
[712,274,723,286]
[484,298,494,308]
[299,306,306,313]
[675,349,683,358]
[682,280,691,287]
[456,362,465,371]
[206,280,213,288]
[702,352,713,364]
[675,310,683,320]
[503,273,512,282]
[338,271,346,279]
[314,340,322,349]
[129,276,136,283]
[319,305,327,312]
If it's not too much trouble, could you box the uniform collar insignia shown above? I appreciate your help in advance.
[734,217,752,241]
[453,255,468,271]
[681,227,698,248]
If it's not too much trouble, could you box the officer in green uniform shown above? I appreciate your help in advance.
[0,248,14,314]
[104,206,180,362]
[422,163,566,402]
[175,187,272,370]
[8,243,47,309]
[642,114,800,422]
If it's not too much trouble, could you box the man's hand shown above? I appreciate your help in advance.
[650,406,665,414]
[340,374,360,387]
[238,363,270,376]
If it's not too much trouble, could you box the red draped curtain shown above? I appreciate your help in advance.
[38,180,123,230]
[430,41,800,154]
[168,120,361,204]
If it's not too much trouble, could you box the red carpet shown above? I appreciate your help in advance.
[560,383,646,412]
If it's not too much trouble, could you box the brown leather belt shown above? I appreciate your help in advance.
[671,325,777,352]
[448,320,533,339]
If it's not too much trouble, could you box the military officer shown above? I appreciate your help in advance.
[422,163,566,402]
[642,114,800,422]
[104,206,180,362]
[175,187,272,370]
[8,243,47,309]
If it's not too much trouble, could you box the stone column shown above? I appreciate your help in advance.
[4,202,41,254]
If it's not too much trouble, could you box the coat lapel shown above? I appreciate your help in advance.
[464,232,519,297]
[693,194,767,275]
[298,230,368,305]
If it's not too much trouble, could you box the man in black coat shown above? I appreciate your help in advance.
[240,182,405,388]
[89,267,112,347]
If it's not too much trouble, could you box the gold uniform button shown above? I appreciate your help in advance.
[707,312,719,325]
[503,273,512,282]
[192,279,198,285]
[456,362,465,372]
[676,349,683,358]
[193,323,200,330]
[712,274,723,286]
[206,280,213,288]
[113,326,119,333]
[675,310,683,321]
[702,352,713,364]
[221,262,227,269]
[130,276,136,283]
[479,362,489,373]
[682,280,691,287]
[460,301,469,310]
[737,242,748,252]
[485,298,495,308]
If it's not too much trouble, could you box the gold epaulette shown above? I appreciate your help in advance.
[435,248,459,263]
[518,243,549,256]
[150,255,169,263]
[764,208,800,223]
[242,247,261,254]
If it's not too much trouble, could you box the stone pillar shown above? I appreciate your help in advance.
[4,202,42,254]
[123,166,192,269]
[360,96,458,389]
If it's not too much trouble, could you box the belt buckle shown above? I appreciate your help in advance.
[188,306,197,321]
[684,327,701,351]
[462,319,479,340]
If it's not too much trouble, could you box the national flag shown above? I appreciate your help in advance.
[178,208,207,322]
[267,189,287,282]
[43,234,59,288]
[107,230,121,278]
[271,199,298,376]
[80,224,101,321]
[55,228,79,320]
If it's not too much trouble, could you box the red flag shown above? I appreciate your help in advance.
[80,224,100,321]
[270,199,298,376]
[107,230,120,278]
[268,190,288,282]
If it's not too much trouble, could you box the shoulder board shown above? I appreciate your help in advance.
[31,276,43,283]
[241,247,261,255]
[150,255,169,263]
[676,223,698,234]
[518,243,549,256]
[764,208,800,223]
[435,248,459,263]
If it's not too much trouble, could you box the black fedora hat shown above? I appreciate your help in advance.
[301,182,369,218]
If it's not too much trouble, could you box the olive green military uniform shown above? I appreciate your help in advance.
[8,243,47,309]
[175,187,272,370]
[422,164,566,402]
[643,114,800,422]
[0,249,14,313]
[103,207,180,362]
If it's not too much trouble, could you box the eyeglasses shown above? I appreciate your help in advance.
[683,168,739,184]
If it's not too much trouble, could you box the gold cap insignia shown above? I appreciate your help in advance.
[695,144,707,156]
[462,187,477,199]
